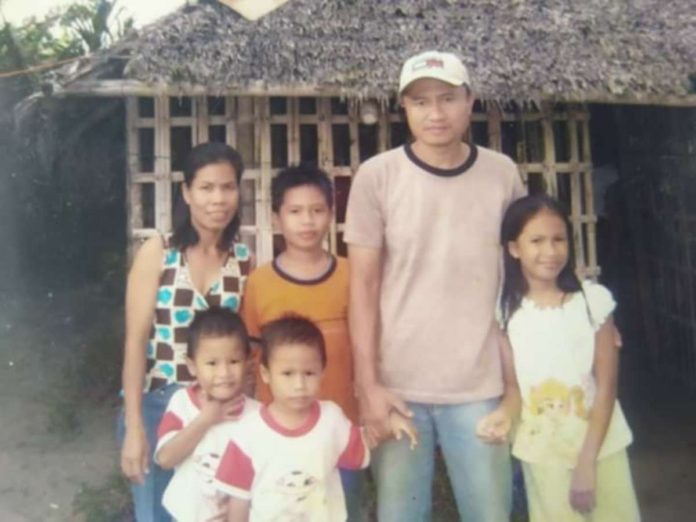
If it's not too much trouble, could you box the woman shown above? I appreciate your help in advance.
[118,142,251,521]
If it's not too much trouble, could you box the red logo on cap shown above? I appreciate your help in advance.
[426,58,444,69]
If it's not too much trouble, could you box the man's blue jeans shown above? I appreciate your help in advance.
[117,383,180,522]
[371,398,512,522]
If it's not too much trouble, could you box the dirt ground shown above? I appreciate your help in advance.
[621,353,696,522]
[1,291,695,521]
[0,292,119,522]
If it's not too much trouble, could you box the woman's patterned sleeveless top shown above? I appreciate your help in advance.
[144,238,251,391]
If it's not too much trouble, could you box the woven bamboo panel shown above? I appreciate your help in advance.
[125,96,597,276]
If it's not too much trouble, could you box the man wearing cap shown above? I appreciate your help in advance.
[345,51,525,521]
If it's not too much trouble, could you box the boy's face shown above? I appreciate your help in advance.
[274,185,332,252]
[260,343,324,413]
[186,335,247,401]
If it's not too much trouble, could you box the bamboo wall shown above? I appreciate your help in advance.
[617,106,696,386]
[125,95,598,276]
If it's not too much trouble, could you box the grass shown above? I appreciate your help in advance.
[1,284,132,519]
[39,287,124,437]
[73,471,134,522]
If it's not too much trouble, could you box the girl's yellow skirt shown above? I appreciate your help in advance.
[522,450,640,522]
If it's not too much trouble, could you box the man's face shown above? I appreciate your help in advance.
[401,78,474,148]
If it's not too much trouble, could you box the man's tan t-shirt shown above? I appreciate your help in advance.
[344,143,525,404]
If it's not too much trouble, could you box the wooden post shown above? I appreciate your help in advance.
[236,96,255,167]
[581,112,598,276]
[257,97,274,264]
[155,96,172,233]
[196,95,209,143]
[314,98,335,253]
[568,109,586,274]
[226,96,237,148]
[377,102,390,153]
[288,97,299,166]
[126,96,140,261]
[541,103,558,197]
[487,103,502,152]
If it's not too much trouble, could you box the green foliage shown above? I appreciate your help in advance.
[0,0,134,75]
[61,0,135,53]
[73,471,134,522]
[0,19,82,73]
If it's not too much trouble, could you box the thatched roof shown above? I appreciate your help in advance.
[55,0,696,104]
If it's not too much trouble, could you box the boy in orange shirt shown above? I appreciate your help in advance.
[241,164,363,519]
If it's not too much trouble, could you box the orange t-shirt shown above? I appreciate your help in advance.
[240,256,358,423]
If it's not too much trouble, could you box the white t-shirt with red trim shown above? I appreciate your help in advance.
[155,386,261,522]
[214,400,369,522]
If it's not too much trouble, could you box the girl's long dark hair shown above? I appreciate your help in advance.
[170,142,244,252]
[499,194,582,330]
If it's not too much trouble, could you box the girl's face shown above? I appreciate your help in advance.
[183,162,239,233]
[508,209,569,287]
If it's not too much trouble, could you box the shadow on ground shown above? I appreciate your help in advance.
[620,349,696,522]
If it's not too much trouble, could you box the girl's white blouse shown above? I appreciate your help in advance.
[505,281,633,467]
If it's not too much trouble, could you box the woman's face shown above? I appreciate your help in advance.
[183,162,239,234]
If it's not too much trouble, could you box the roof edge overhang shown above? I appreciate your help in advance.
[51,79,696,108]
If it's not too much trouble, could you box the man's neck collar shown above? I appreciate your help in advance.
[404,141,478,177]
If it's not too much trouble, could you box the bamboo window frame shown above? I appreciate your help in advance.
[125,96,598,277]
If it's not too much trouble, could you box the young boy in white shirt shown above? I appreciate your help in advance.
[215,316,417,521]
[155,307,260,521]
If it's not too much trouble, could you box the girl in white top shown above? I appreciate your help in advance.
[478,194,640,521]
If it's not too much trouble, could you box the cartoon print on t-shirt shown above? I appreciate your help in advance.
[264,469,325,521]
[195,450,224,492]
[192,449,229,520]
[516,378,590,461]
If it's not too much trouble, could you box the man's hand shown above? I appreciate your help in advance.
[358,383,412,447]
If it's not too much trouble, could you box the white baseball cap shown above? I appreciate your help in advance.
[399,51,471,94]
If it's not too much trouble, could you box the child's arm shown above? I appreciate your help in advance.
[156,393,244,469]
[476,333,521,444]
[570,315,619,514]
[387,411,419,449]
[226,497,250,522]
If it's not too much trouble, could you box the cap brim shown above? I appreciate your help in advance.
[399,73,468,94]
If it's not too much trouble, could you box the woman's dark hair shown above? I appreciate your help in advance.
[187,307,250,359]
[170,142,244,251]
[271,164,334,213]
[499,194,582,330]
